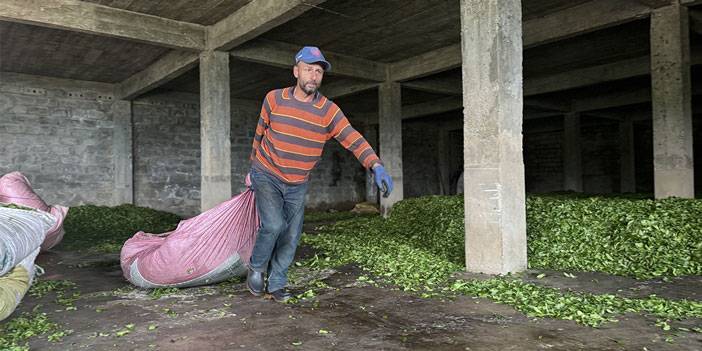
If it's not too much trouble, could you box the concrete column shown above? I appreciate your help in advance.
[437,126,451,195]
[460,0,526,274]
[364,123,379,203]
[200,50,231,211]
[112,100,133,205]
[562,112,583,192]
[378,81,403,216]
[619,117,636,193]
[651,4,694,198]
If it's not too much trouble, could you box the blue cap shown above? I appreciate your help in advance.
[294,46,331,71]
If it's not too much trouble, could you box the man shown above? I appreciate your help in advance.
[246,46,393,302]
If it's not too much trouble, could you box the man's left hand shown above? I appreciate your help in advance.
[372,165,393,198]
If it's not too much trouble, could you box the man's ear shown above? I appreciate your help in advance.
[293,64,299,79]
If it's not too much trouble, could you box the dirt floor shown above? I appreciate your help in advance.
[6,223,702,351]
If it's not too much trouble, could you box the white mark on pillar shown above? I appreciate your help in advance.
[480,182,502,224]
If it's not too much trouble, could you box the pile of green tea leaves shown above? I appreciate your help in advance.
[59,204,181,253]
[527,195,702,278]
[302,193,702,327]
[309,194,702,279]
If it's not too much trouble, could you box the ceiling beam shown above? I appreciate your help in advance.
[116,51,199,100]
[230,39,387,81]
[522,0,670,49]
[681,0,702,6]
[401,56,649,97]
[572,84,702,112]
[587,111,624,121]
[402,97,462,119]
[207,0,325,51]
[524,111,567,120]
[525,57,650,96]
[402,47,702,97]
[388,44,461,82]
[350,97,463,122]
[322,80,379,100]
[356,102,568,123]
[389,0,668,81]
[403,77,460,96]
[118,0,324,100]
[572,88,651,112]
[0,0,205,51]
[363,81,699,122]
[524,98,570,112]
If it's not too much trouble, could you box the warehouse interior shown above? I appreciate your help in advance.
[1,0,701,273]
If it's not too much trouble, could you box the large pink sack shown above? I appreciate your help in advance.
[0,172,68,251]
[120,177,259,288]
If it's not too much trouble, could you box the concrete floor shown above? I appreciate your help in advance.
[7,229,702,351]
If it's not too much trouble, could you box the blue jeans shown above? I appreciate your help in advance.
[248,167,308,292]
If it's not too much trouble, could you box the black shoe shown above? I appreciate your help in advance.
[246,269,264,297]
[266,288,292,303]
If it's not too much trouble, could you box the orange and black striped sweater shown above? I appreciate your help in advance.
[251,87,381,184]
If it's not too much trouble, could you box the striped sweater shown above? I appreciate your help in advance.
[251,87,381,184]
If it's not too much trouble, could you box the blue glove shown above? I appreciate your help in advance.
[373,165,393,198]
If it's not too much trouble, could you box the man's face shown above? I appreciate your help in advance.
[293,61,325,95]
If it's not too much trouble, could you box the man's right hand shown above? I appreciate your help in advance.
[372,165,393,198]
[245,172,253,189]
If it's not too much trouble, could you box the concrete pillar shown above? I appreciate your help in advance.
[651,4,694,198]
[438,126,451,195]
[200,50,231,211]
[460,0,526,274]
[112,100,133,205]
[378,81,403,216]
[364,123,379,203]
[619,117,636,193]
[562,112,583,192]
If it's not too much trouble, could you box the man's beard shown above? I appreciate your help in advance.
[298,80,319,95]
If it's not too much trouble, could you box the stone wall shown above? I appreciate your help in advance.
[132,92,265,216]
[6,72,693,216]
[0,73,368,217]
[133,92,368,215]
[307,140,367,211]
[0,72,118,207]
[131,93,202,216]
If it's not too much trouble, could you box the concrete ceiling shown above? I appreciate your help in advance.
[0,21,169,83]
[80,0,252,25]
[260,0,460,63]
[523,19,651,77]
[0,0,699,118]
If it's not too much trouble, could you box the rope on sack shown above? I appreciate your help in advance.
[34,264,45,277]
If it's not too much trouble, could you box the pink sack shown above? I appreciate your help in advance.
[120,176,259,288]
[0,172,68,251]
